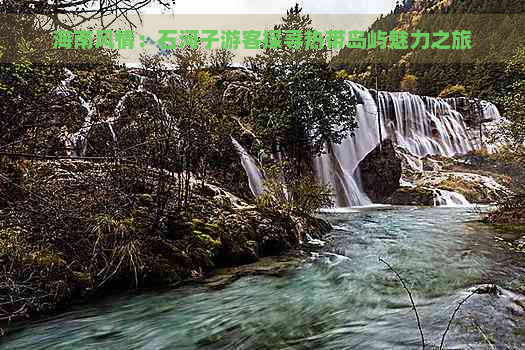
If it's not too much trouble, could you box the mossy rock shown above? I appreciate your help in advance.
[384,186,435,206]
[31,249,67,270]
[72,271,95,288]
[436,177,496,204]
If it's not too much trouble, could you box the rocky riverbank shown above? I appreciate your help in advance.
[0,159,331,335]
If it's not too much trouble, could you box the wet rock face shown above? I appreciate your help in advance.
[390,145,512,206]
[384,186,435,206]
[418,172,509,204]
[359,140,402,202]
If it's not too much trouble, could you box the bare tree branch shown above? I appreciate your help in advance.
[379,257,425,349]
[439,291,477,350]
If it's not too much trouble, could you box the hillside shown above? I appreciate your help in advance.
[333,0,525,109]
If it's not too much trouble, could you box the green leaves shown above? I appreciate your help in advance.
[250,61,357,163]
[494,46,525,146]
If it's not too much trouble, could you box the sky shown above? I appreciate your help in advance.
[146,0,399,14]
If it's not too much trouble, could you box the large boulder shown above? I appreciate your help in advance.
[384,186,435,206]
[359,140,402,202]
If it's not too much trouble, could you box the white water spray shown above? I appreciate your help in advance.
[314,82,501,207]
[57,69,94,157]
[314,81,389,206]
[58,69,178,157]
[230,137,265,196]
[433,189,471,207]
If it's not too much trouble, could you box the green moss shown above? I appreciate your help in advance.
[493,224,525,236]
[439,84,466,98]
[191,218,222,237]
[31,249,66,270]
[72,271,94,286]
[191,218,205,226]
[138,193,153,205]
[196,233,221,249]
[0,227,20,240]
[0,227,21,257]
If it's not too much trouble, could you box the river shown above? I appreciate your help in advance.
[2,206,525,349]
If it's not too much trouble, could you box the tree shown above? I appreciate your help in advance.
[209,49,235,72]
[0,1,173,29]
[497,47,525,145]
[248,3,357,170]
[0,0,157,154]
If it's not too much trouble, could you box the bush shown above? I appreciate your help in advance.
[439,84,467,97]
[255,161,333,214]
[400,74,417,92]
[485,190,525,226]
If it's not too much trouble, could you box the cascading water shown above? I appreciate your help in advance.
[433,189,471,207]
[314,82,501,207]
[58,69,177,157]
[314,81,387,207]
[105,71,178,152]
[230,137,265,196]
[377,92,474,157]
[57,68,501,207]
[56,69,94,157]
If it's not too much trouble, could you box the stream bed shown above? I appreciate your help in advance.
[2,206,525,349]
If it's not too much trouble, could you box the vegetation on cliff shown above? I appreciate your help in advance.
[1,0,524,339]
[247,4,358,170]
[334,0,525,113]
[0,159,331,334]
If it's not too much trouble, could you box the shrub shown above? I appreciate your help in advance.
[400,74,417,92]
[439,84,467,97]
[256,161,333,214]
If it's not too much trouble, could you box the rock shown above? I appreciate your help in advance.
[84,122,118,157]
[200,255,302,290]
[384,186,435,206]
[390,145,510,206]
[165,214,192,240]
[300,215,333,239]
[421,156,443,172]
[418,171,509,204]
[359,140,402,202]
[470,284,500,295]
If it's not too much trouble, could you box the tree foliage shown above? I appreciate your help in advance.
[256,161,333,215]
[497,47,525,145]
[333,0,525,104]
[248,3,357,168]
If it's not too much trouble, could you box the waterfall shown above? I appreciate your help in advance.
[433,189,471,207]
[313,82,501,207]
[57,68,501,207]
[56,69,94,157]
[58,69,177,157]
[108,72,177,151]
[230,137,265,196]
[314,81,387,207]
[377,92,473,157]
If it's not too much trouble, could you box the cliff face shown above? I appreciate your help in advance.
[359,140,402,203]
[7,65,510,210]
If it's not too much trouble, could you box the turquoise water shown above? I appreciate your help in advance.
[3,207,525,349]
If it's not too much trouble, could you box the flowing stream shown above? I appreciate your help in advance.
[3,207,525,349]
